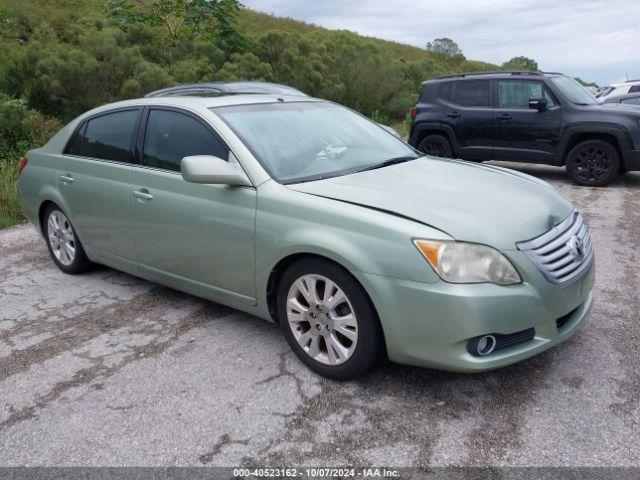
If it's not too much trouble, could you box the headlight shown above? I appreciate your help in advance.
[413,240,521,285]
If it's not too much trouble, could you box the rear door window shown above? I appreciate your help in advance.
[439,82,454,102]
[453,80,491,107]
[71,109,140,162]
[142,109,230,172]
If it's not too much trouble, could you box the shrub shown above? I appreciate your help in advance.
[0,95,61,227]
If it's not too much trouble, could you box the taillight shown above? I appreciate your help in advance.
[410,107,417,118]
[18,157,28,176]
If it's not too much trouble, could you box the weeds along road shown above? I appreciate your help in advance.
[1,164,639,467]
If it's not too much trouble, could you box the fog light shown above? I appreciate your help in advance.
[467,334,496,357]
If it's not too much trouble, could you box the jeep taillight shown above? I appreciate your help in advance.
[18,157,28,176]
[410,107,417,118]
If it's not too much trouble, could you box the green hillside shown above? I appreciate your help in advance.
[0,0,501,227]
[0,1,501,123]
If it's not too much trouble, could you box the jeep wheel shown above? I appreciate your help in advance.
[566,140,619,186]
[418,134,453,158]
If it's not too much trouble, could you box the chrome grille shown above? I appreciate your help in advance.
[517,210,593,285]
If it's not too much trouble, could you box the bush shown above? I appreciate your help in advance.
[0,95,61,227]
[0,0,508,228]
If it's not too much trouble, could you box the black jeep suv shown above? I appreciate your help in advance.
[408,71,640,186]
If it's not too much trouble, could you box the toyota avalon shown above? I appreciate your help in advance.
[18,94,594,379]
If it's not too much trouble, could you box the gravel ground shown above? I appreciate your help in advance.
[0,163,639,467]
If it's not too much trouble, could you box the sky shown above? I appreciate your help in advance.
[242,0,639,86]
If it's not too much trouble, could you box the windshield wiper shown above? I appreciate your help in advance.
[356,155,420,173]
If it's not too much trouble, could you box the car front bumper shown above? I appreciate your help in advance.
[626,149,640,171]
[360,253,595,372]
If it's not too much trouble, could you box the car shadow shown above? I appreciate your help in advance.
[484,160,640,187]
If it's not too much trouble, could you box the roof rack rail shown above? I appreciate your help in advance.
[435,71,544,80]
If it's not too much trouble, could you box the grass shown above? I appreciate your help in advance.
[0,160,25,229]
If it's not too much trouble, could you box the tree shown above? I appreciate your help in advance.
[425,38,464,58]
[105,0,243,47]
[502,56,539,72]
[574,77,598,88]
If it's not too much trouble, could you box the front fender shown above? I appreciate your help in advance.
[254,181,447,305]
[559,123,634,166]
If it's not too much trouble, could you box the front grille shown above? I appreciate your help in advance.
[556,307,578,330]
[466,328,535,357]
[493,328,536,351]
[517,210,593,285]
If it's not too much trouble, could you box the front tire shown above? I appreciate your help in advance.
[43,204,92,274]
[276,258,383,380]
[566,139,620,186]
[418,134,453,158]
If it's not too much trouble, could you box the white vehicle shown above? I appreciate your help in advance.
[596,80,640,100]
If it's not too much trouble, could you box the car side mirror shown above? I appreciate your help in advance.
[181,155,252,186]
[529,98,547,111]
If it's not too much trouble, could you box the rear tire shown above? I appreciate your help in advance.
[276,258,383,380]
[43,204,92,274]
[418,134,453,158]
[565,139,620,186]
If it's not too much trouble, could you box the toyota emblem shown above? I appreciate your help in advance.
[568,236,585,259]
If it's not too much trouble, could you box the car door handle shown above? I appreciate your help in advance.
[497,113,512,121]
[133,189,154,201]
[446,111,461,118]
[59,174,74,184]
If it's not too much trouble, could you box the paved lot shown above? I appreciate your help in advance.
[1,163,639,467]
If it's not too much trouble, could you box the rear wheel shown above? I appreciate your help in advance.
[566,139,620,186]
[43,204,92,274]
[418,134,453,158]
[276,258,383,380]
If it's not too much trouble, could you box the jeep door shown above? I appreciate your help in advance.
[439,80,494,160]
[130,107,257,307]
[492,79,562,162]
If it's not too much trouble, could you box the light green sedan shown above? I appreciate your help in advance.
[18,95,594,379]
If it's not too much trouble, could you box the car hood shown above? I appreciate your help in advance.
[287,158,573,250]
[587,102,640,113]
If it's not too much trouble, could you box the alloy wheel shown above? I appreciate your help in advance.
[47,210,76,266]
[286,274,358,366]
[573,146,612,184]
[422,138,450,158]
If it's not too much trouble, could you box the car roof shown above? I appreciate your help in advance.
[424,71,564,84]
[72,95,323,123]
[82,94,321,115]
[606,93,640,102]
[145,81,309,98]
